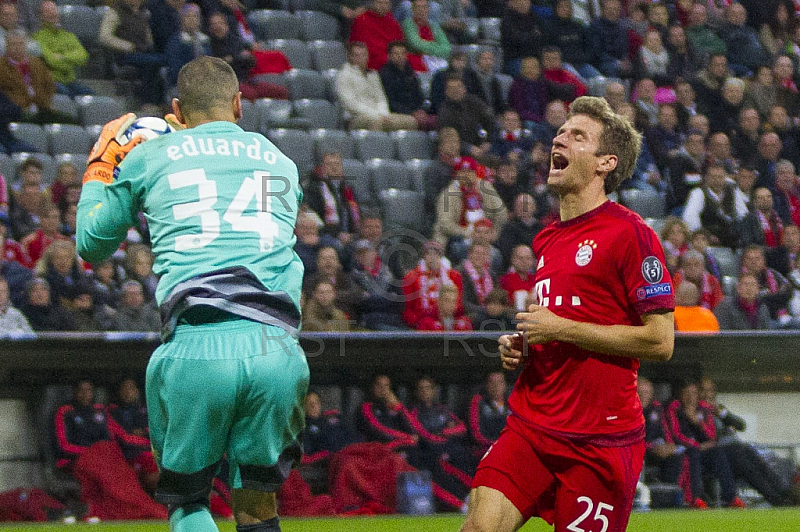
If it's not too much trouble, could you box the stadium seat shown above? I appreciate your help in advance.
[45,124,92,155]
[12,152,57,184]
[417,70,432,99]
[479,17,501,44]
[238,99,259,132]
[50,94,79,123]
[405,158,435,194]
[268,39,312,70]
[75,95,125,127]
[367,158,413,191]
[247,10,303,41]
[293,99,340,129]
[0,153,13,181]
[707,247,740,279]
[380,188,426,233]
[311,128,355,162]
[341,158,374,206]
[463,17,480,43]
[296,10,340,41]
[392,130,434,161]
[721,275,737,297]
[352,130,395,160]
[9,123,48,154]
[321,68,339,101]
[54,153,89,177]
[58,5,101,47]
[255,98,291,129]
[286,69,328,100]
[619,188,666,219]
[496,73,513,103]
[250,72,287,88]
[266,128,314,176]
[290,0,325,10]
[310,40,347,72]
[645,217,666,236]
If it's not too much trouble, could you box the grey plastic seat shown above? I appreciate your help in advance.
[50,94,79,122]
[296,10,340,41]
[293,99,339,129]
[268,39,311,70]
[367,158,413,192]
[311,128,355,162]
[45,124,92,155]
[479,17,501,44]
[266,128,314,176]
[255,98,292,129]
[352,130,395,160]
[238,99,260,132]
[286,69,328,100]
[0,153,13,182]
[341,158,374,206]
[247,10,303,40]
[379,188,426,233]
[405,158,435,194]
[76,95,125,127]
[706,247,741,279]
[58,5,101,46]
[619,188,666,219]
[311,40,347,72]
[9,123,48,154]
[392,130,433,161]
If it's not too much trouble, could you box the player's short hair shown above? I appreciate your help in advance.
[568,96,642,193]
[176,56,239,118]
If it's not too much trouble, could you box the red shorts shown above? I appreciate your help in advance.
[473,415,644,532]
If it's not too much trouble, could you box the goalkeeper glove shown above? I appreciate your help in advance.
[83,113,144,185]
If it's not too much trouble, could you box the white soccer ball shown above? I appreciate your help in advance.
[121,116,175,143]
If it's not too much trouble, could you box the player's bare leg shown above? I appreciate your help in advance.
[231,488,280,531]
[460,486,525,532]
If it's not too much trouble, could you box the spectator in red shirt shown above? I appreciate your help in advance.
[21,205,68,266]
[499,244,536,312]
[541,46,587,104]
[672,250,724,311]
[508,56,549,127]
[773,160,800,227]
[350,0,415,71]
[417,283,472,331]
[402,239,464,328]
[0,211,32,268]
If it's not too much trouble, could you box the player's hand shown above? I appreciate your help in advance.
[83,113,144,185]
[515,304,568,345]
[498,333,525,371]
[164,113,186,131]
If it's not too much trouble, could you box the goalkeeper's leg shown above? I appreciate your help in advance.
[231,489,280,531]
[157,466,219,532]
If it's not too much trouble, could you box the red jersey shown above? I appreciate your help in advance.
[509,201,674,438]
[498,270,536,310]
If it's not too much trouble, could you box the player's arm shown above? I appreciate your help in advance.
[76,114,143,264]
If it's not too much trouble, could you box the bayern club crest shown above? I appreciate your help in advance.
[575,239,597,266]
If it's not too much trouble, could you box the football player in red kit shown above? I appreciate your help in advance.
[461,96,675,532]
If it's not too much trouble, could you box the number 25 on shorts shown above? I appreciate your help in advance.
[566,496,614,532]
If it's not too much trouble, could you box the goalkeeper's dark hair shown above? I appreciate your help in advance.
[567,96,642,194]
[176,57,239,118]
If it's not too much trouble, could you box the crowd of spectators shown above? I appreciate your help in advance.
[5,0,800,334]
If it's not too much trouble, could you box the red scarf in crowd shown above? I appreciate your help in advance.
[462,259,493,304]
[757,210,783,248]
[459,186,483,227]
[738,298,760,328]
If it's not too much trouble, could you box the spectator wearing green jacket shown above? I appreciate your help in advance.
[402,0,450,73]
[32,1,92,97]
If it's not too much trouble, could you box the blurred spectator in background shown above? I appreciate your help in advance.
[305,246,362,318]
[667,130,706,215]
[429,50,482,115]
[357,374,417,450]
[35,239,86,307]
[201,0,256,47]
[739,244,792,322]
[148,0,184,54]
[416,282,472,331]
[49,162,81,211]
[21,205,68,266]
[491,160,522,213]
[508,57,548,128]
[437,76,496,161]
[302,280,352,332]
[98,0,166,107]
[682,163,746,248]
[645,104,682,176]
[490,110,533,164]
[660,216,690,274]
[634,29,672,88]
[349,0,409,71]
[633,78,658,128]
[469,372,509,456]
[294,211,324,277]
[64,281,109,331]
[541,46,586,104]
[424,127,462,232]
[589,0,631,78]
[496,193,541,269]
[456,242,495,324]
[672,250,724,311]
[473,287,515,331]
[120,245,154,301]
[469,218,502,277]
[772,56,799,119]
[674,80,698,132]
[693,54,730,121]
[734,166,758,212]
[303,151,361,247]
[33,1,92,98]
[708,79,745,136]
[207,12,289,100]
[432,156,507,261]
[686,3,726,65]
[89,258,122,309]
[744,67,776,121]
[109,280,160,332]
[0,32,71,125]
[768,223,800,276]
[739,187,785,249]
[402,239,463,329]
[336,41,418,131]
[20,277,73,331]
[730,108,762,166]
[722,3,770,78]
[0,211,32,269]
[498,244,535,312]
[320,0,368,34]
[349,238,406,331]
[380,40,436,130]
[639,377,689,492]
[500,0,542,77]
[546,0,600,82]
[529,100,567,147]
[667,27,701,89]
[0,2,41,57]
[673,281,720,332]
[0,274,32,334]
[473,49,506,116]
[772,160,800,227]
[753,131,783,190]
[402,0,451,73]
[165,4,210,88]
[714,272,774,330]
[0,91,37,155]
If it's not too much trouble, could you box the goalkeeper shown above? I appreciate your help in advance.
[76,56,308,532]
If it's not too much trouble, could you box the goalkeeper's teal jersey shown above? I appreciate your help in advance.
[76,121,304,309]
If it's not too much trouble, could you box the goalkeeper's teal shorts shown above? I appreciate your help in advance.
[145,319,309,489]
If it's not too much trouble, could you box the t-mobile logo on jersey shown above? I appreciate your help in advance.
[534,278,582,308]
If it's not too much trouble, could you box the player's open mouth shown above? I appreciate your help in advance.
[551,152,569,170]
